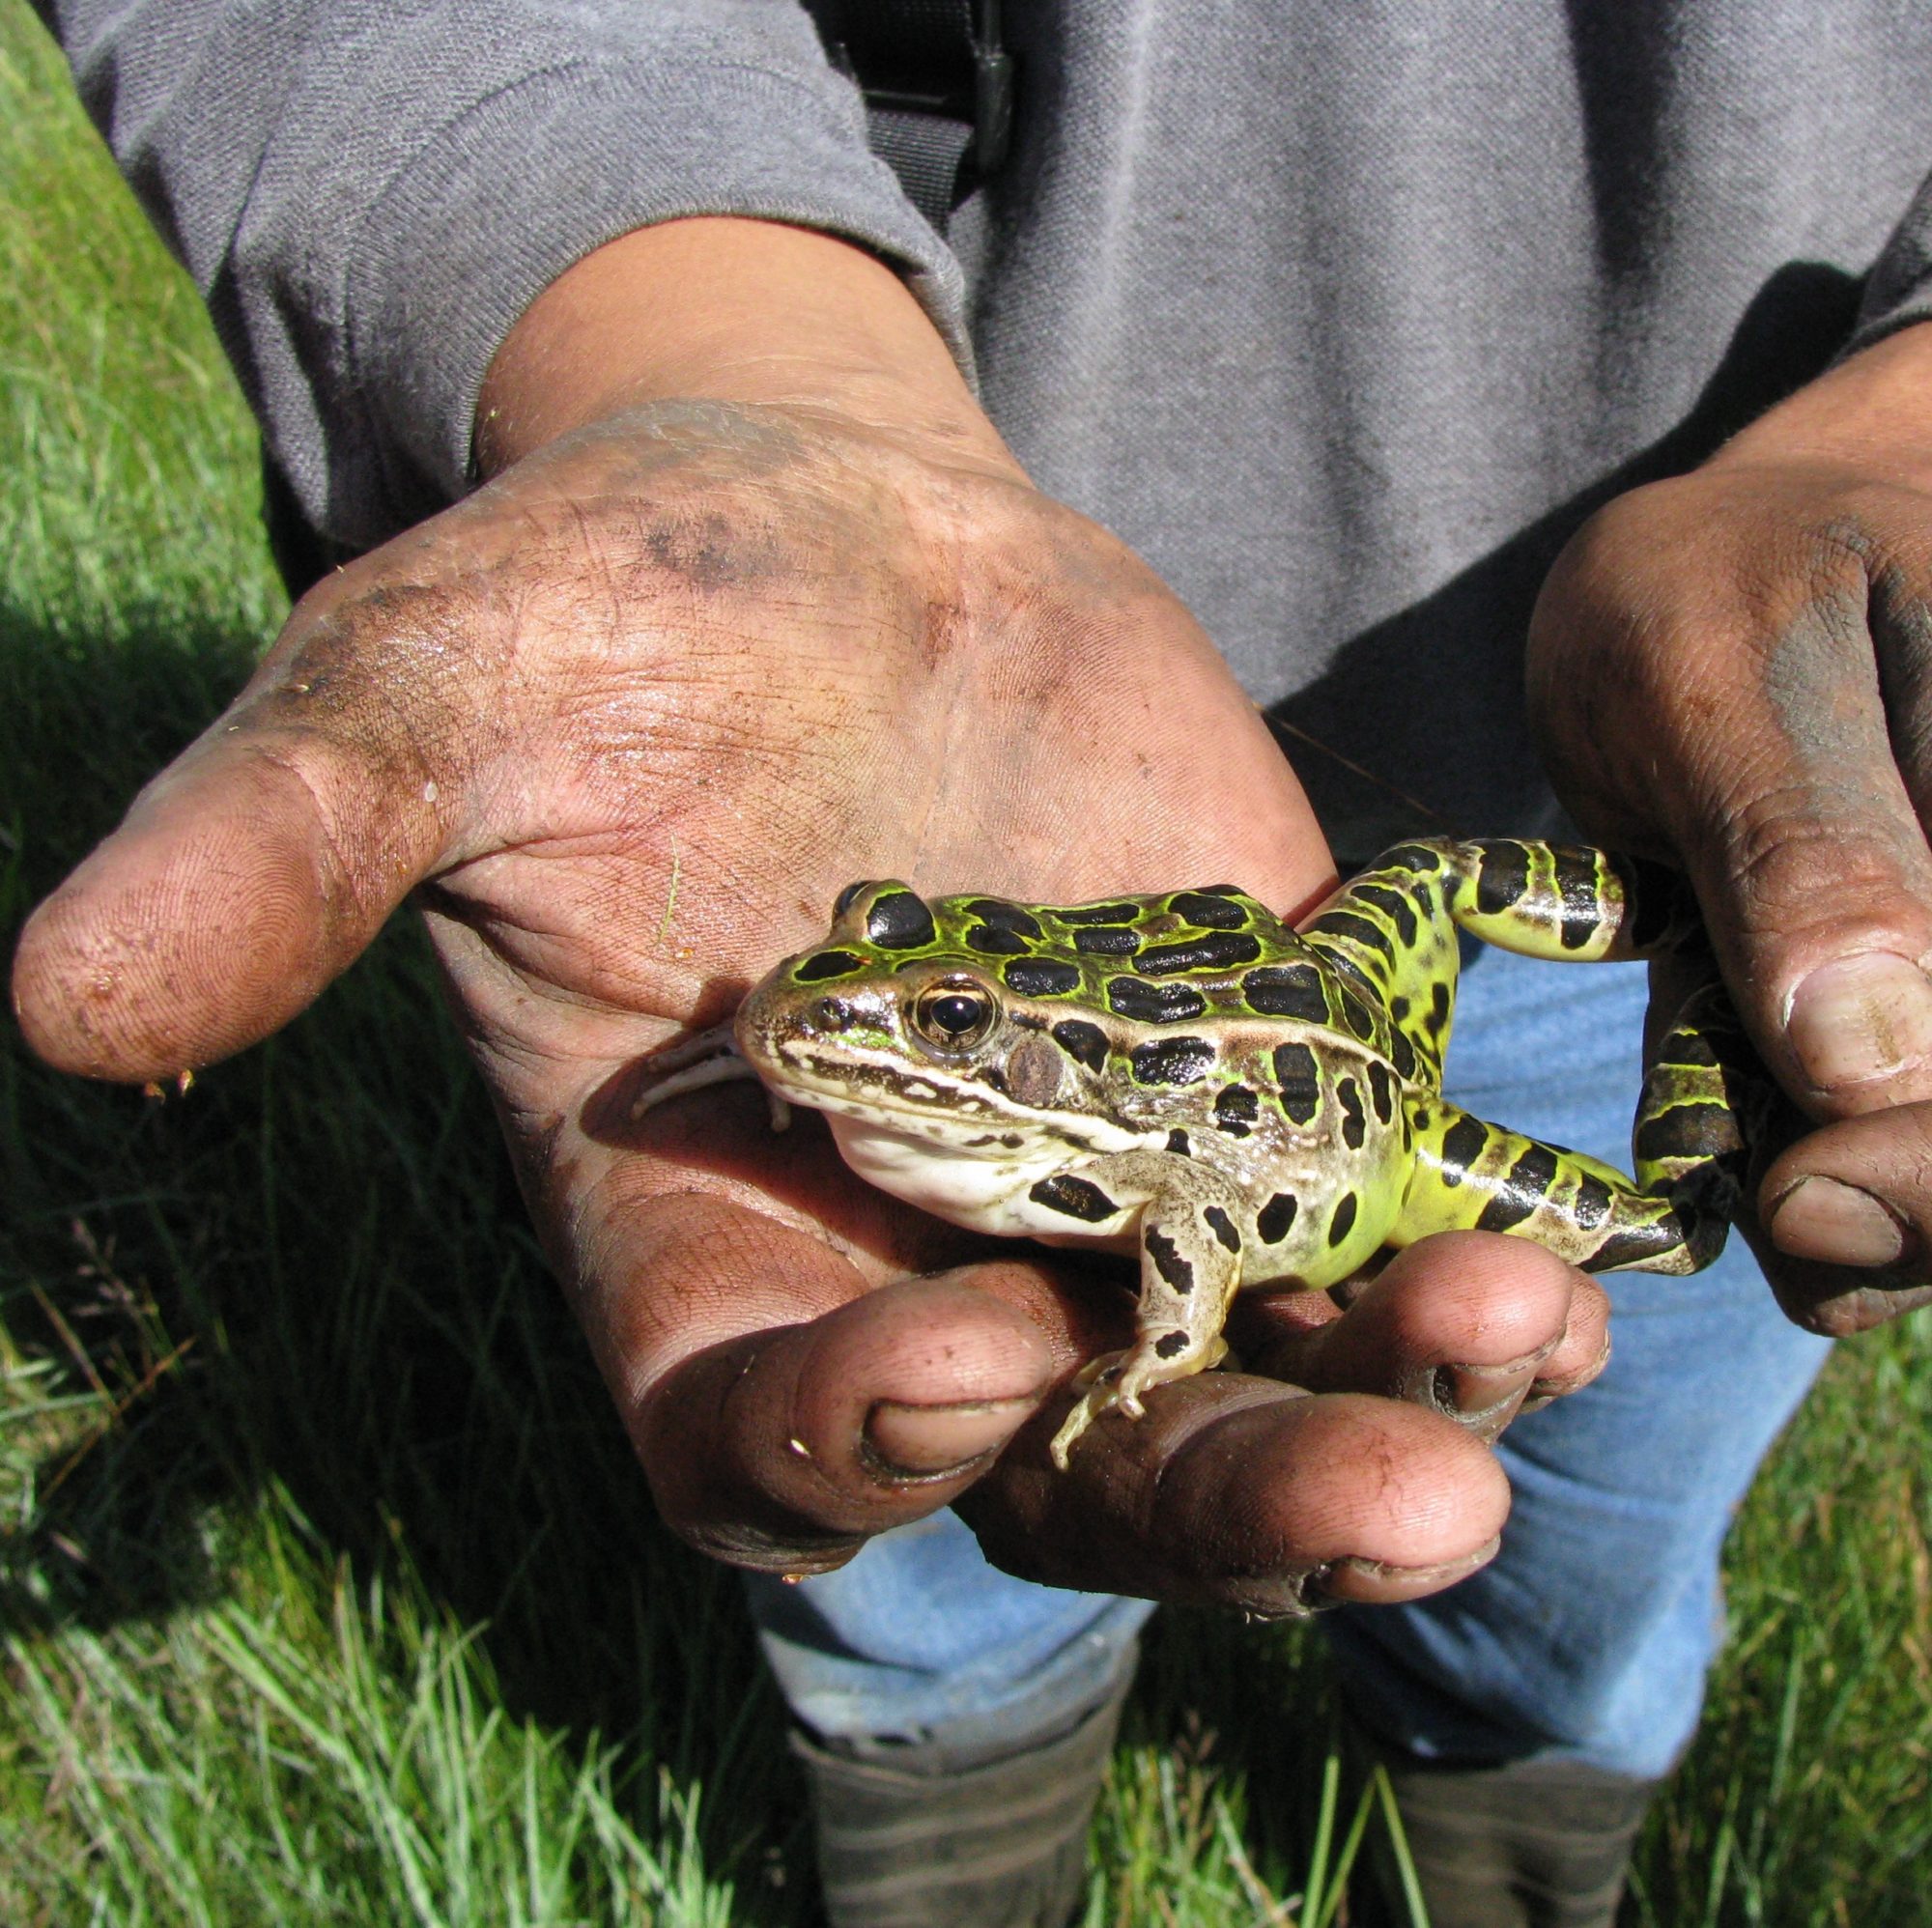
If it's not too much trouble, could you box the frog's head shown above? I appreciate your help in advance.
[734,881,1123,1154]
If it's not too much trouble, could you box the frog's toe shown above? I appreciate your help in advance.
[1114,1332,1227,1409]
[1047,1396,1107,1470]
[1068,1351,1125,1394]
[1050,1332,1233,1467]
[1049,1355,1133,1468]
[1114,1343,1182,1409]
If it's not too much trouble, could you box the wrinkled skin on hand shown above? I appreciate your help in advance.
[1531,322,1932,1335]
[13,394,1612,1610]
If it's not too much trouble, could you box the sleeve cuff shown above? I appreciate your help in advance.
[312,56,968,545]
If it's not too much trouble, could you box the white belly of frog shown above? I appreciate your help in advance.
[824,1113,1136,1242]
[634,843,1759,1469]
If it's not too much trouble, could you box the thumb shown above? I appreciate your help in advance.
[1677,616,1932,1123]
[13,691,452,1083]
[1532,492,1932,1121]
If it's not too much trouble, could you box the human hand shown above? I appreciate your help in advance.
[1529,321,1932,1333]
[14,219,1607,1613]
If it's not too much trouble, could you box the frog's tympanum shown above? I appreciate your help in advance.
[636,840,1755,1467]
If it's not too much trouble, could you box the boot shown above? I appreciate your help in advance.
[791,1664,1132,1928]
[1350,1712,1659,1928]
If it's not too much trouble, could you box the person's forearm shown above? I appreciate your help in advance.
[475,217,1014,477]
[52,1,960,548]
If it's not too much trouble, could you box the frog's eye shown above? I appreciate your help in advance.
[911,983,998,1050]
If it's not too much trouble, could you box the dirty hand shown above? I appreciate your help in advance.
[1531,321,1932,1333]
[15,219,1609,1613]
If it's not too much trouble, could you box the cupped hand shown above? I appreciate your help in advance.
[1530,321,1932,1332]
[14,219,1607,1607]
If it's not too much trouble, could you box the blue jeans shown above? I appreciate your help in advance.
[746,950,1830,1777]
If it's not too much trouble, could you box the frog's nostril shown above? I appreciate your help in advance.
[811,996,854,1032]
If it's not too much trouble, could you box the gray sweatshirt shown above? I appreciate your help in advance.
[44,0,1932,855]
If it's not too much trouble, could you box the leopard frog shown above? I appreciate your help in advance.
[636,838,1750,1466]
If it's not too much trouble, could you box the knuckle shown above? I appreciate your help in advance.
[1713,780,1931,943]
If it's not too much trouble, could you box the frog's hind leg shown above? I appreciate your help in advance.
[1372,837,1694,967]
[1398,1094,1718,1274]
[1433,848,1750,1264]
[1323,839,1749,1273]
[1297,841,1469,1089]
[1630,977,1763,1262]
[1301,838,1694,1089]
[1049,1150,1248,1469]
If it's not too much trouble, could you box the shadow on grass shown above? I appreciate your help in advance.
[0,592,821,1917]
[0,591,1361,1921]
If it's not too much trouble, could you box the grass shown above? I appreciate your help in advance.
[1,6,1928,1921]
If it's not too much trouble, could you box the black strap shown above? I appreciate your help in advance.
[805,0,1013,231]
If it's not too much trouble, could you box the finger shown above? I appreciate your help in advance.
[1534,494,1932,1123]
[1239,1232,1610,1438]
[1755,1103,1932,1333]
[964,1376,1509,1616]
[580,1170,1514,1599]
[595,1191,1064,1572]
[13,588,461,1082]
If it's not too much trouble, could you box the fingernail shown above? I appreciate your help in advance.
[1530,1324,1613,1398]
[1448,1338,1560,1386]
[864,1397,1033,1479]
[1425,1340,1558,1422]
[1787,952,1932,1094]
[1453,1337,1553,1399]
[1767,1176,1911,1267]
[1321,1534,1502,1601]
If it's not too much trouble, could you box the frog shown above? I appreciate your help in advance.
[632,838,1758,1469]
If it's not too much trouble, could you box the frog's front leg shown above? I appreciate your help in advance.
[1047,1150,1249,1469]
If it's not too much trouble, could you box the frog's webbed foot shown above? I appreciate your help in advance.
[1046,1150,1247,1470]
[628,1022,789,1132]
